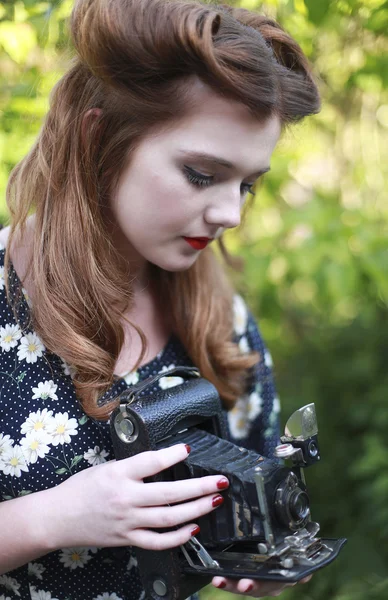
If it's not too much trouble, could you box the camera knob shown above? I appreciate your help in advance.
[114,411,138,444]
[153,579,168,596]
[280,558,294,569]
[257,543,269,554]
[274,443,295,458]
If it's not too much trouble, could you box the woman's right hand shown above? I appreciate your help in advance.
[48,443,228,551]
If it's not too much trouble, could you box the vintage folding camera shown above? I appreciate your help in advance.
[110,367,346,600]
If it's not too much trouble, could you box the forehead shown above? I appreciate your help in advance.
[150,79,282,171]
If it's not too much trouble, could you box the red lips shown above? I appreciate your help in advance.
[182,237,212,250]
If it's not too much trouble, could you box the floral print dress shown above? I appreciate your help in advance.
[0,248,280,600]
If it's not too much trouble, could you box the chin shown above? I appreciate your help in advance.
[152,254,198,272]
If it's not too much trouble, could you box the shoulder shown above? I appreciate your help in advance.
[232,293,273,364]
[0,218,36,303]
[0,225,10,249]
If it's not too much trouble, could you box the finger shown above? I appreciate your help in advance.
[140,475,229,506]
[236,578,257,594]
[212,577,289,597]
[129,523,199,551]
[300,575,312,584]
[235,579,288,597]
[137,493,225,528]
[126,444,190,480]
[212,577,256,595]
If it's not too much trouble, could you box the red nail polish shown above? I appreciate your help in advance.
[217,478,229,490]
[215,581,227,589]
[212,495,224,508]
[191,525,200,536]
[244,583,254,593]
[185,444,191,454]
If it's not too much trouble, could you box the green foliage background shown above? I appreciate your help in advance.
[1,0,388,599]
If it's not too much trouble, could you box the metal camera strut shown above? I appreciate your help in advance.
[110,367,346,600]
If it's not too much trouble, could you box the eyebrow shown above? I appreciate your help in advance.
[178,150,271,178]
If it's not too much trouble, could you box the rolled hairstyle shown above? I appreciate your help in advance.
[6,0,320,419]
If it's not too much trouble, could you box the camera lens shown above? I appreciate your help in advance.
[290,490,310,522]
[275,473,310,531]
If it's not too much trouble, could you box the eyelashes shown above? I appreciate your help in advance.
[241,183,254,196]
[184,166,212,188]
[183,166,255,196]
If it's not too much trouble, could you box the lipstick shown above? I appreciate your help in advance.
[182,237,211,250]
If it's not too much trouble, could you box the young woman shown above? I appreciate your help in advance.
[0,0,320,598]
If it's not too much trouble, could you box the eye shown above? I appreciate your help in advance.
[241,183,255,197]
[183,166,213,188]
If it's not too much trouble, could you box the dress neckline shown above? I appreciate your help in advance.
[0,247,174,384]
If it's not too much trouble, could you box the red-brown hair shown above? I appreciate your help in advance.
[5,0,320,419]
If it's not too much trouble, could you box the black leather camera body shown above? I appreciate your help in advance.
[110,367,346,600]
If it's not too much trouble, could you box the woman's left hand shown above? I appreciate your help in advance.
[211,575,312,597]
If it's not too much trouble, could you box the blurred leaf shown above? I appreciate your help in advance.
[0,21,36,63]
[303,0,331,24]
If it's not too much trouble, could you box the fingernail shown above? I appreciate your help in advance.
[191,525,200,536]
[215,581,226,589]
[217,478,229,490]
[185,444,191,454]
[212,494,224,508]
[243,583,253,593]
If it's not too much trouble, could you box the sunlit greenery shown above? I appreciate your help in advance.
[1,0,388,599]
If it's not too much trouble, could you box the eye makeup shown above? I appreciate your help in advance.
[183,165,255,196]
[183,165,213,187]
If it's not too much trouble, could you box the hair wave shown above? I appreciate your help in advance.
[5,0,320,419]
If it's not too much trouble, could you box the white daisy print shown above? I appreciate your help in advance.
[0,433,14,466]
[137,591,145,600]
[0,324,22,352]
[22,287,32,307]
[32,381,58,401]
[28,562,46,581]
[20,430,51,464]
[158,364,184,390]
[21,409,54,436]
[127,554,138,571]
[273,396,281,413]
[59,548,92,570]
[61,360,77,379]
[47,412,78,446]
[30,589,59,600]
[0,594,12,600]
[247,390,264,421]
[238,335,250,354]
[233,294,248,336]
[0,266,5,291]
[263,349,273,368]
[17,332,45,364]
[122,370,139,386]
[0,574,21,596]
[93,594,124,600]
[0,445,29,477]
[227,399,249,440]
[84,446,109,466]
[228,385,265,439]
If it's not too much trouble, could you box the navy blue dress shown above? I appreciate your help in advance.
[0,248,280,600]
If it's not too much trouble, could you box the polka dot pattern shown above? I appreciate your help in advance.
[0,250,280,599]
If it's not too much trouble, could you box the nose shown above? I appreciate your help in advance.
[204,191,242,230]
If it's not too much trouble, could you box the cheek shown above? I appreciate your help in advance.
[113,167,198,232]
[147,175,196,223]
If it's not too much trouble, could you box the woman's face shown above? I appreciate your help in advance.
[109,79,281,278]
